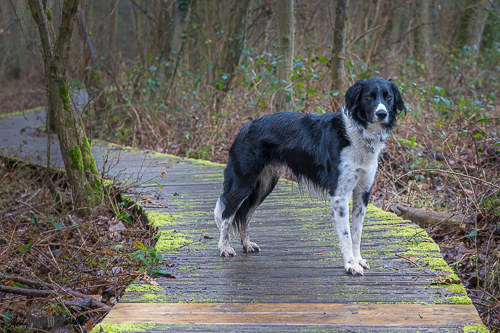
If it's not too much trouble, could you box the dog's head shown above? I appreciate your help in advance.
[344,77,406,130]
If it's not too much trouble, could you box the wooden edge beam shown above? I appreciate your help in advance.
[102,303,482,327]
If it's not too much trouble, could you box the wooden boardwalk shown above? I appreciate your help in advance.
[0,110,485,332]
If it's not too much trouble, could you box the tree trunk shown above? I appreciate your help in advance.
[261,0,274,49]
[363,0,380,62]
[390,3,404,53]
[166,0,192,78]
[76,9,107,116]
[456,0,489,50]
[216,0,254,102]
[330,0,349,96]
[415,0,433,80]
[109,0,118,73]
[27,0,103,215]
[274,0,294,112]
[131,2,145,64]
[467,0,489,51]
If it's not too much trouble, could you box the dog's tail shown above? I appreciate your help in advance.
[214,196,239,239]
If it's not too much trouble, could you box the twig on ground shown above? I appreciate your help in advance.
[0,273,112,310]
[395,253,422,267]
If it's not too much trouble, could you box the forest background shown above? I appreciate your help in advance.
[0,0,500,330]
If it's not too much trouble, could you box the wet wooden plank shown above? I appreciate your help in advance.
[103,303,481,327]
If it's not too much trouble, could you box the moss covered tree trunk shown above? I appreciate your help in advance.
[27,0,102,215]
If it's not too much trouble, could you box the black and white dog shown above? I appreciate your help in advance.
[214,77,406,275]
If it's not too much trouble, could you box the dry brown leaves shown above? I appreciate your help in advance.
[0,160,156,331]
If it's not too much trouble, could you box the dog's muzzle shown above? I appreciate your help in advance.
[374,103,388,122]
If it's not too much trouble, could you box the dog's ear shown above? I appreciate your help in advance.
[389,81,406,115]
[344,80,365,111]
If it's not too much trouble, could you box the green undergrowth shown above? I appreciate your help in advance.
[462,324,490,333]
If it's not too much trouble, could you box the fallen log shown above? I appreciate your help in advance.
[390,205,475,233]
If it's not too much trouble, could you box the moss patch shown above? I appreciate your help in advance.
[125,284,163,293]
[135,293,162,300]
[68,146,84,172]
[155,230,192,252]
[91,323,155,333]
[0,106,44,119]
[462,324,490,333]
[59,86,73,115]
[366,203,404,220]
[81,137,98,174]
[144,211,178,228]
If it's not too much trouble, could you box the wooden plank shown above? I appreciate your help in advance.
[102,303,481,327]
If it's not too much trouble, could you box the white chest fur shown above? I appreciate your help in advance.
[336,112,389,195]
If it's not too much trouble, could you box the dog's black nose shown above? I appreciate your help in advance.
[375,109,388,119]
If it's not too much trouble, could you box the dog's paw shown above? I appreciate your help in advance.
[219,245,236,257]
[356,258,370,269]
[242,241,260,252]
[345,261,364,276]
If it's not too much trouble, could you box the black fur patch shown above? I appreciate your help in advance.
[339,206,346,217]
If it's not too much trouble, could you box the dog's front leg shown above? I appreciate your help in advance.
[330,196,364,275]
[351,190,370,269]
[218,218,236,257]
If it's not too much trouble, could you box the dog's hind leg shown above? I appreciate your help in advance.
[216,176,260,256]
[351,188,371,269]
[216,192,245,257]
[236,165,279,252]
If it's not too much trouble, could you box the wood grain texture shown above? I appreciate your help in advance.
[103,303,481,327]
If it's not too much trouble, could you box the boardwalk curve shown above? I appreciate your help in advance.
[0,110,485,332]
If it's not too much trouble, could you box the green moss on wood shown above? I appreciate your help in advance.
[80,136,103,204]
[91,323,155,333]
[81,137,98,174]
[155,230,192,251]
[125,284,163,293]
[68,146,84,172]
[59,86,72,113]
[144,211,178,228]
[0,107,44,119]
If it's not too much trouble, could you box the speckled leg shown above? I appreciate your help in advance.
[330,195,364,276]
[218,217,236,257]
[351,191,369,269]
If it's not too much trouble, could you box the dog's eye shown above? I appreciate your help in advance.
[386,95,392,100]
[366,96,372,100]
